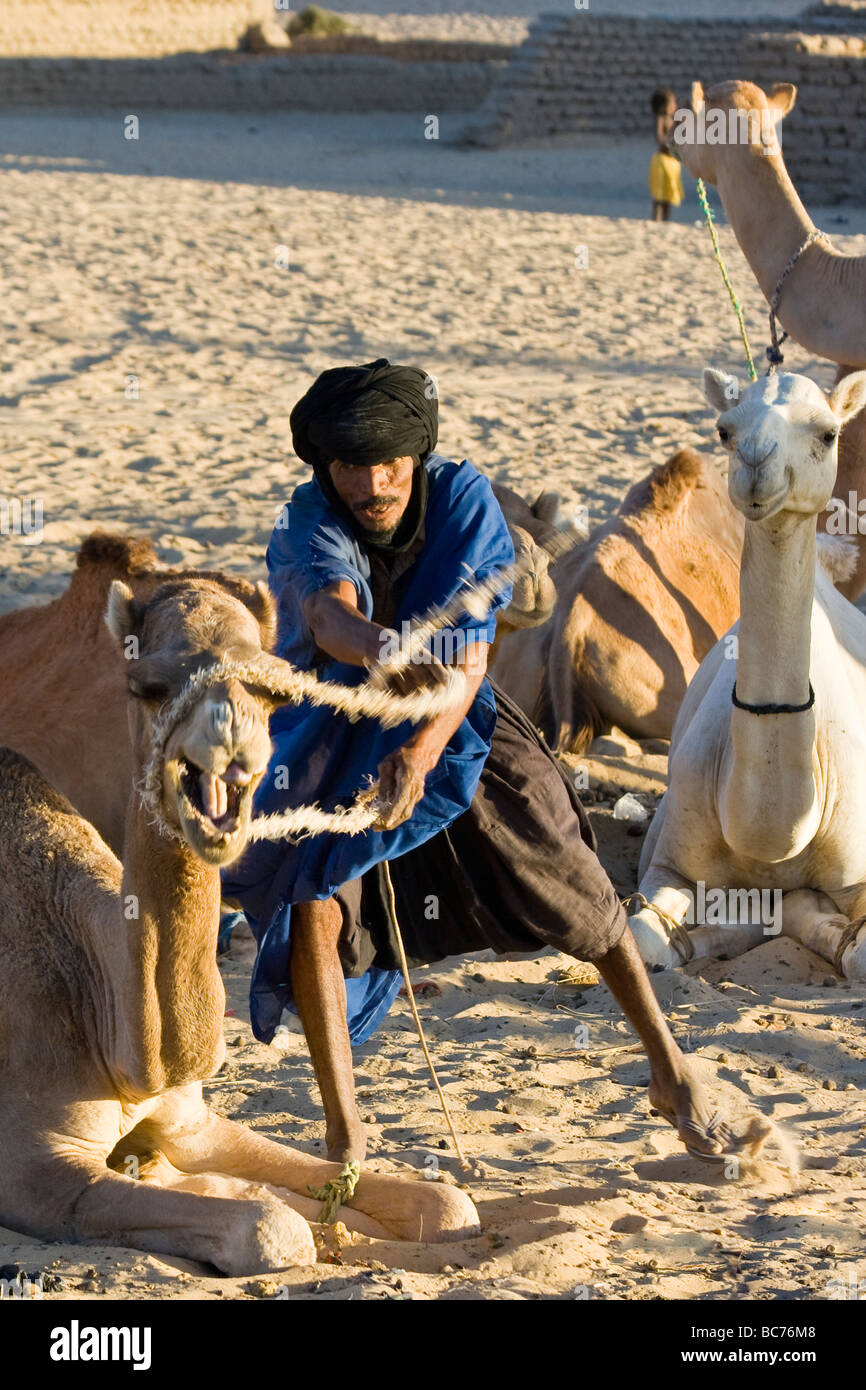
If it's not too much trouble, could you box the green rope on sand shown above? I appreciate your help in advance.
[695,177,758,383]
[307,1161,361,1225]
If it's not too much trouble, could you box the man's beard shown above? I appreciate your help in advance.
[360,521,400,542]
[354,495,404,544]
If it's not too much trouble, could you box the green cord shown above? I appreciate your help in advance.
[695,177,758,382]
[307,1160,361,1225]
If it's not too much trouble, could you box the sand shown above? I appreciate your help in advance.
[1,107,865,1302]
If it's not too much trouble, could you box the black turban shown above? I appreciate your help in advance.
[290,358,439,556]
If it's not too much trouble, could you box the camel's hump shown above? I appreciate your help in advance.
[76,532,159,576]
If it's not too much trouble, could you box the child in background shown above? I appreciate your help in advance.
[649,87,684,222]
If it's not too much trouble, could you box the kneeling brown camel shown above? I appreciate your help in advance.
[0,558,478,1273]
[491,449,745,753]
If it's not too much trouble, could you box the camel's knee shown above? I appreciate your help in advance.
[353,1173,481,1244]
[73,1170,317,1274]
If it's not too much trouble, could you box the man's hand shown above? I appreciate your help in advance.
[373,744,433,831]
[366,652,452,697]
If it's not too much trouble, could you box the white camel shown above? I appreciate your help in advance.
[628,366,866,982]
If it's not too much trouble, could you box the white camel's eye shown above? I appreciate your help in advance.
[717,426,730,444]
[822,429,838,446]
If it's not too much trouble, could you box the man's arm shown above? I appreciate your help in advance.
[304,580,489,830]
[376,637,487,830]
[304,580,388,668]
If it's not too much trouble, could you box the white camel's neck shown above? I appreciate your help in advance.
[735,515,815,708]
[721,513,820,863]
[713,147,866,367]
[110,788,225,1097]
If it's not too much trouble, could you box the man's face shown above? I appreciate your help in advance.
[328,455,415,541]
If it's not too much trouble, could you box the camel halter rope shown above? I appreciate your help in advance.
[138,559,523,1186]
[695,177,831,378]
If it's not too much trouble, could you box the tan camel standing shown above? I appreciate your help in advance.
[491,449,744,751]
[678,79,866,599]
[629,367,866,983]
[0,566,479,1273]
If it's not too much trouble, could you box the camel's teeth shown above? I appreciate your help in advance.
[200,772,228,821]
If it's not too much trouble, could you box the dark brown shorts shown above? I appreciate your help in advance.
[334,684,627,976]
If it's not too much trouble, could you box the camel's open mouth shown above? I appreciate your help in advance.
[176,758,253,844]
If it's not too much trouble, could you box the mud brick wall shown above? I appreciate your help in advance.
[462,14,866,206]
[0,52,504,114]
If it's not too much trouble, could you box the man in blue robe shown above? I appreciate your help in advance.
[224,359,760,1169]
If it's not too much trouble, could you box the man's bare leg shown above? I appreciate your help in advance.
[289,898,367,1164]
[594,927,769,1158]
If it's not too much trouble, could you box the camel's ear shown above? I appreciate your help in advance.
[691,81,705,116]
[245,580,277,652]
[105,579,146,648]
[768,82,797,120]
[703,368,741,413]
[829,370,866,426]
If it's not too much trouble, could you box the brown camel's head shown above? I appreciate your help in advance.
[676,79,796,182]
[106,574,279,865]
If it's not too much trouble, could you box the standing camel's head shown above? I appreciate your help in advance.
[703,368,866,522]
[106,574,279,865]
[676,80,796,182]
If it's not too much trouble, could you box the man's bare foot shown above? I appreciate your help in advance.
[326,1119,367,1165]
[648,1064,771,1162]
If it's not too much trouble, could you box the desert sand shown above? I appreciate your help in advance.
[1,105,865,1301]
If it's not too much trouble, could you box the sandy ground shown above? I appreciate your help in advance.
[1,108,866,1301]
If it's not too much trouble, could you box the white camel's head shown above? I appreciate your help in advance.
[106,574,279,865]
[678,79,796,182]
[704,368,866,522]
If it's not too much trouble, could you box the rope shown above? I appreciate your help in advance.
[766,229,831,371]
[383,860,471,1170]
[307,1160,361,1225]
[139,654,467,842]
[695,178,758,383]
[622,891,696,964]
[137,555,541,843]
[365,561,516,684]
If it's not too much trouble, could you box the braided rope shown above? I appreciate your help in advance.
[139,654,467,841]
[137,559,529,843]
[365,560,514,683]
[139,534,578,845]
[307,1160,361,1225]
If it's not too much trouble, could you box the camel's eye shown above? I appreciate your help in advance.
[717,426,730,444]
[822,429,838,446]
[128,678,170,702]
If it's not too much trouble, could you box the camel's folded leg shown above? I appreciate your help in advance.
[11,1153,316,1275]
[133,1151,389,1241]
[628,867,766,970]
[134,1089,480,1244]
[781,889,866,980]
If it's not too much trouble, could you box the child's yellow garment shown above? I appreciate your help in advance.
[649,152,684,206]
